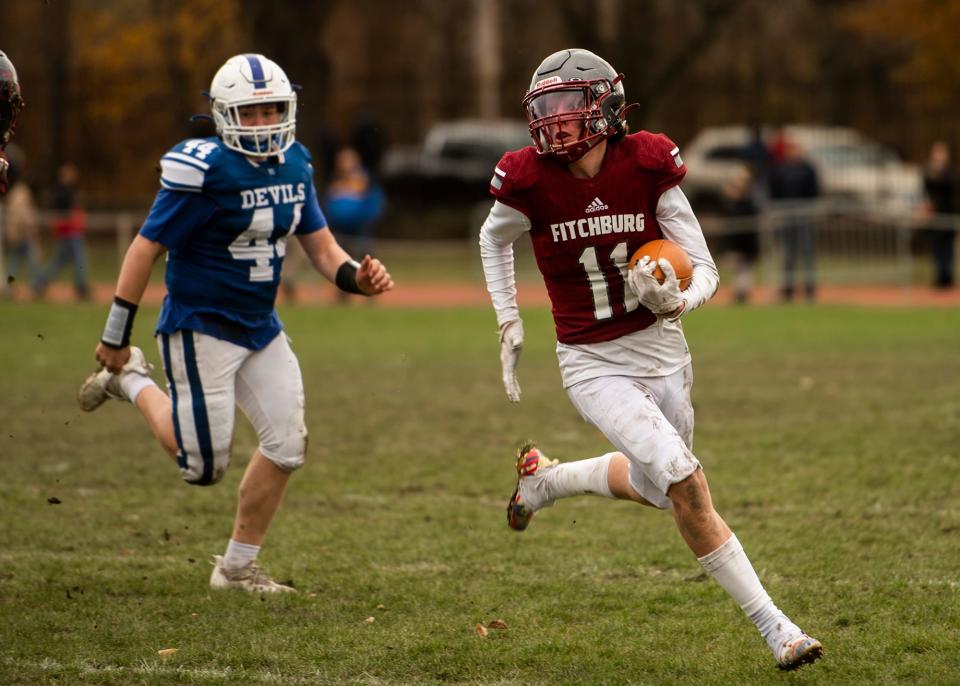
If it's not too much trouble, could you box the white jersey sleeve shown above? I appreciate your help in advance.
[656,185,719,314]
[478,200,531,327]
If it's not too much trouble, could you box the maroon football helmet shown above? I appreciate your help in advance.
[0,50,24,150]
[522,49,635,163]
[0,50,23,193]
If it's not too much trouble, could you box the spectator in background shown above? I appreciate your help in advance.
[920,141,956,289]
[719,167,760,304]
[742,125,772,210]
[350,114,386,179]
[323,146,385,301]
[1,155,41,298]
[769,137,819,302]
[279,126,341,303]
[36,162,89,300]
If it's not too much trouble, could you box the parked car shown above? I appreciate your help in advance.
[382,119,532,205]
[681,125,923,213]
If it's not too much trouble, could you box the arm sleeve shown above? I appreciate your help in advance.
[139,189,219,250]
[478,200,532,327]
[656,186,719,314]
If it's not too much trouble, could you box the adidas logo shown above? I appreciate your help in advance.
[585,197,609,213]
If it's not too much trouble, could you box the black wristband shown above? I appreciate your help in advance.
[100,296,138,349]
[335,259,365,295]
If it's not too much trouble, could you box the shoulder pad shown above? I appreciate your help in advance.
[159,137,225,192]
[288,141,313,163]
[490,147,539,198]
[622,131,685,175]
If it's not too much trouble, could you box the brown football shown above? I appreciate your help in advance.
[627,239,693,291]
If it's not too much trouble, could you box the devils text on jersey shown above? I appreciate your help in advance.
[140,137,327,349]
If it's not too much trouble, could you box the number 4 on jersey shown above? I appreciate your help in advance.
[228,203,304,282]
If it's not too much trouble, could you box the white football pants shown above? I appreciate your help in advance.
[565,363,699,509]
[157,330,307,485]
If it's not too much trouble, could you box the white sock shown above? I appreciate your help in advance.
[545,453,616,500]
[223,539,260,571]
[697,534,801,654]
[119,373,157,404]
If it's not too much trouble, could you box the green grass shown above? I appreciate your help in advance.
[1,301,958,685]
[30,233,941,291]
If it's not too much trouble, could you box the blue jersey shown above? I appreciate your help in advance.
[140,137,327,349]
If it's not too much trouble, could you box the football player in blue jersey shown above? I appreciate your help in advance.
[78,54,394,593]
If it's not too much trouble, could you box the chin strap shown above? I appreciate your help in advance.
[618,102,640,125]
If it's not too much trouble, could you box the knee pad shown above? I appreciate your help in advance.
[180,460,229,486]
[179,441,231,486]
[261,428,308,473]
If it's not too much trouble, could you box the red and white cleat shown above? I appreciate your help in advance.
[506,441,558,532]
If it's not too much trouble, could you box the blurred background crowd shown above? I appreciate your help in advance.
[1,0,958,300]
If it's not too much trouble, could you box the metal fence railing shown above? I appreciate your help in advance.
[699,199,957,291]
[1,203,957,291]
[0,208,145,277]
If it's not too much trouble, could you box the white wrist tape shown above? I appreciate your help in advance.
[101,297,138,349]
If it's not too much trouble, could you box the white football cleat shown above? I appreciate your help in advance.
[776,633,823,671]
[209,555,296,593]
[77,346,153,412]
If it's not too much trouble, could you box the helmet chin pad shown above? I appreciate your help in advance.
[238,132,284,156]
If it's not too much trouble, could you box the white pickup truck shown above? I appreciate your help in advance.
[382,119,531,203]
[681,124,923,214]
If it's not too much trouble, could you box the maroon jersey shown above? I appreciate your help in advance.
[491,131,686,344]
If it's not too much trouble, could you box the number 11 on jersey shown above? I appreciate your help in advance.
[578,242,640,320]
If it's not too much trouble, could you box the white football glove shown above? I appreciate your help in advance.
[627,256,684,316]
[498,319,524,403]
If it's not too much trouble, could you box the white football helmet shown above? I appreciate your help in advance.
[209,54,297,157]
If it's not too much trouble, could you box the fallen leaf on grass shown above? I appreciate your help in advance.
[475,623,488,638]
[363,616,375,624]
[486,619,508,630]
[157,648,178,658]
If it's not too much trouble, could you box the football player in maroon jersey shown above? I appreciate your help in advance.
[479,49,822,671]
[0,50,25,195]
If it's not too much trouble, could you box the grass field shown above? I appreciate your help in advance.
[24,230,947,290]
[1,300,958,685]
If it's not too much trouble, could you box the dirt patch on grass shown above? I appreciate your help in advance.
[10,281,960,308]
